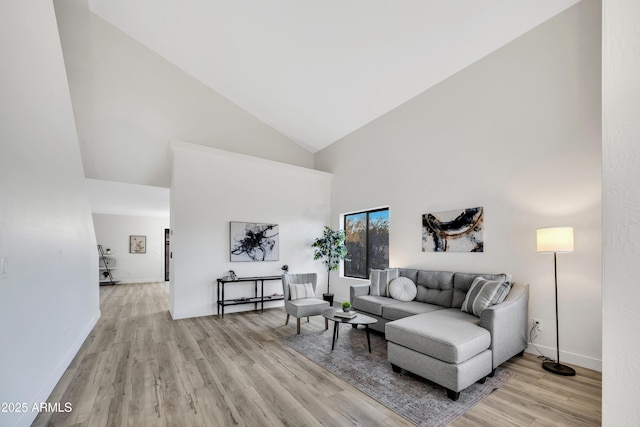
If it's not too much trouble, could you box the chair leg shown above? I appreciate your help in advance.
[285,313,290,325]
[325,318,328,330]
[296,318,301,334]
[307,316,310,323]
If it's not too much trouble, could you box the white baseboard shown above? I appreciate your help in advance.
[525,342,602,372]
[171,300,284,320]
[115,277,165,284]
[16,310,100,427]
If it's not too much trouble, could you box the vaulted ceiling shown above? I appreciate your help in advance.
[88,0,580,153]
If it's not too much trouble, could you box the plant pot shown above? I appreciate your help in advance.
[342,307,351,312]
[323,293,334,306]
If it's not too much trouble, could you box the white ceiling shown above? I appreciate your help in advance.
[88,0,580,153]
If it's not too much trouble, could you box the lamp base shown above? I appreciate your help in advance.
[542,361,576,376]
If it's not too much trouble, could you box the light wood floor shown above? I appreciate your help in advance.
[34,282,601,426]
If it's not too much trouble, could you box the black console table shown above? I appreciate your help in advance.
[216,275,283,318]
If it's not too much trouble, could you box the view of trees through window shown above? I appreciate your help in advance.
[344,208,389,278]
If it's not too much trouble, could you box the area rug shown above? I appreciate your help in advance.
[282,326,514,427]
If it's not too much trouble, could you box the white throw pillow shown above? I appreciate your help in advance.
[289,283,315,300]
[388,277,417,301]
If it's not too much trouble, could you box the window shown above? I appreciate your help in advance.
[343,208,389,279]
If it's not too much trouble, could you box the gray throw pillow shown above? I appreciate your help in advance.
[461,276,511,316]
[369,268,399,297]
[369,269,383,296]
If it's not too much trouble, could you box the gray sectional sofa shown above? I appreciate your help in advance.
[350,268,528,400]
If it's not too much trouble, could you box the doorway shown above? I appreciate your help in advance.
[164,228,170,281]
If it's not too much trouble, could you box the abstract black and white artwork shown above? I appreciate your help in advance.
[230,222,279,262]
[422,207,484,252]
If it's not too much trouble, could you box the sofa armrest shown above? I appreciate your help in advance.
[479,283,529,369]
[350,283,371,305]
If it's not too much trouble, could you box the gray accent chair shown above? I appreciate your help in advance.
[282,273,330,334]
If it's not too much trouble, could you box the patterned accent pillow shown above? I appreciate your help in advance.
[388,277,417,301]
[461,277,512,316]
[369,268,399,297]
[369,270,383,296]
[289,283,315,300]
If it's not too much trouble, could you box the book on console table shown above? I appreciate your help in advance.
[334,310,357,319]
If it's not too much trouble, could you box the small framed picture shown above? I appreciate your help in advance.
[130,235,146,254]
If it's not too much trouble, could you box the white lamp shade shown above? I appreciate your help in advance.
[536,227,574,253]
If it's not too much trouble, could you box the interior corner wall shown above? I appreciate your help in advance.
[169,142,332,320]
[0,2,99,427]
[53,0,314,189]
[602,0,640,424]
[315,0,602,371]
[93,214,170,284]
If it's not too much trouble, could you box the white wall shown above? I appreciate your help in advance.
[0,2,99,426]
[93,214,170,284]
[170,142,332,319]
[602,0,640,424]
[316,0,602,370]
[53,0,314,188]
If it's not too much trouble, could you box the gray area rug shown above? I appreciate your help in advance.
[283,325,514,427]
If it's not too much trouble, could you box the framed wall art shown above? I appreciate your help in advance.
[230,222,279,262]
[422,207,484,252]
[129,235,147,254]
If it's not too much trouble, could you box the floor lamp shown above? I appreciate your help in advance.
[536,227,576,376]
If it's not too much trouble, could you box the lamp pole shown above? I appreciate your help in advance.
[542,251,576,376]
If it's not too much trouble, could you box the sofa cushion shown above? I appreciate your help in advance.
[352,295,400,316]
[413,270,455,307]
[382,301,445,321]
[385,309,491,364]
[452,272,511,308]
[388,277,417,301]
[461,277,512,316]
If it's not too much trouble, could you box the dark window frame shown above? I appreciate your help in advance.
[343,207,389,279]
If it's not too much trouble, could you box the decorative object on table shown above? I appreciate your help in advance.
[536,226,576,376]
[281,264,289,274]
[333,310,357,319]
[220,270,238,281]
[341,301,352,312]
[422,207,484,252]
[129,235,146,254]
[312,226,347,305]
[230,222,279,262]
[283,327,514,427]
[105,248,111,255]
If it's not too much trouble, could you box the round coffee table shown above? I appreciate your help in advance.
[322,308,378,353]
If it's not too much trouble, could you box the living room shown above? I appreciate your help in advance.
[1,0,637,426]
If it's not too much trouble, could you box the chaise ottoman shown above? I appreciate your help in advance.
[385,309,493,400]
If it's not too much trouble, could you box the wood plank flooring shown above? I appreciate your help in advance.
[34,282,601,426]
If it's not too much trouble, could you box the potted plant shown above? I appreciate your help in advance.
[312,226,347,305]
[341,301,352,312]
[281,265,289,274]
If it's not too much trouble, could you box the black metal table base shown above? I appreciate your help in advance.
[331,322,372,353]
